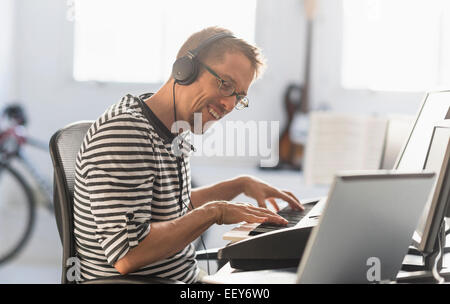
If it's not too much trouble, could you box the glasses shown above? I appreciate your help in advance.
[198,62,249,110]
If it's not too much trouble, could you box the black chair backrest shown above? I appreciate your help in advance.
[49,121,93,284]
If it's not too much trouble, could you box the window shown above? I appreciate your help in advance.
[341,0,450,92]
[73,0,257,83]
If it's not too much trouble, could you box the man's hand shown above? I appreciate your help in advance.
[240,175,304,212]
[116,199,287,275]
[204,201,288,226]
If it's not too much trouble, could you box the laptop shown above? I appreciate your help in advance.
[202,171,435,284]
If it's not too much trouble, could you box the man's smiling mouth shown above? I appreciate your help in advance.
[207,105,222,120]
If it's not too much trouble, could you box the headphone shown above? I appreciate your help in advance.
[172,32,235,85]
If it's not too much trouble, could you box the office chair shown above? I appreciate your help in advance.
[49,121,216,284]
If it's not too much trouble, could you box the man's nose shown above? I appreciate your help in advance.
[219,95,235,113]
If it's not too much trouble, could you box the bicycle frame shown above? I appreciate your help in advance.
[0,125,53,211]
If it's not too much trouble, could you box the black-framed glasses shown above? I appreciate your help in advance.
[198,62,249,110]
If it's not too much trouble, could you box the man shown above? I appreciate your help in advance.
[73,26,303,283]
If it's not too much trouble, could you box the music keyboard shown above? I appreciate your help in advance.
[249,203,316,236]
[223,197,324,242]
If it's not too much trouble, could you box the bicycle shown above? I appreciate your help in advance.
[0,104,53,265]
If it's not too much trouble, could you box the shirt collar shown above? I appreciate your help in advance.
[136,93,176,144]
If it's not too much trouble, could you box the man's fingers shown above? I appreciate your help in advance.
[256,198,266,209]
[267,198,280,212]
[251,206,287,225]
[282,190,304,210]
[255,213,287,225]
[240,203,287,225]
[282,190,302,205]
[219,202,287,225]
[269,189,304,211]
[244,213,268,224]
[245,214,286,226]
[256,197,280,213]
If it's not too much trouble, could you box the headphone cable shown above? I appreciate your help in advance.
[173,80,177,127]
[179,157,210,276]
[173,80,210,276]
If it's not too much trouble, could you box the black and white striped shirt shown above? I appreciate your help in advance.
[73,93,199,283]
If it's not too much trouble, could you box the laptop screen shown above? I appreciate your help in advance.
[413,124,450,252]
[423,126,450,173]
[296,172,435,283]
[395,91,450,170]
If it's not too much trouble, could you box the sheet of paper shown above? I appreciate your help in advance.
[304,111,388,185]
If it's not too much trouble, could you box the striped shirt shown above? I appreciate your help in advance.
[73,93,199,283]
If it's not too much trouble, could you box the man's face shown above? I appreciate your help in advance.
[179,51,254,134]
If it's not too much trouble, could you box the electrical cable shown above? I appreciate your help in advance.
[431,223,446,283]
[182,158,210,276]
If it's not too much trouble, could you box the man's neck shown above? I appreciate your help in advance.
[144,82,176,133]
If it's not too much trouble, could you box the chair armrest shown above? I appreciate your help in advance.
[196,247,221,260]
[81,274,183,284]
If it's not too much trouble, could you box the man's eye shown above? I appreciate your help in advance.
[221,81,234,91]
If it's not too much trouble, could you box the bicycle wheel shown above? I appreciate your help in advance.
[0,163,36,265]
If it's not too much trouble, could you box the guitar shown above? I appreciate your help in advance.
[277,0,317,170]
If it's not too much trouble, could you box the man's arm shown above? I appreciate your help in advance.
[190,175,304,211]
[114,201,288,275]
[190,176,246,209]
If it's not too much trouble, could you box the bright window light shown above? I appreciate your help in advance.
[73,0,257,83]
[342,0,450,92]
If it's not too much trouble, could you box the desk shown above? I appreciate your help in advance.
[203,262,450,284]
[202,262,298,284]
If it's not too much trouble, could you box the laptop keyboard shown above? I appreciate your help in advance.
[248,202,317,236]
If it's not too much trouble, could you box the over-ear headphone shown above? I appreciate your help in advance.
[172,32,235,86]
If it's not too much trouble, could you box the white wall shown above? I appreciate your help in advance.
[11,0,427,170]
[0,0,16,103]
